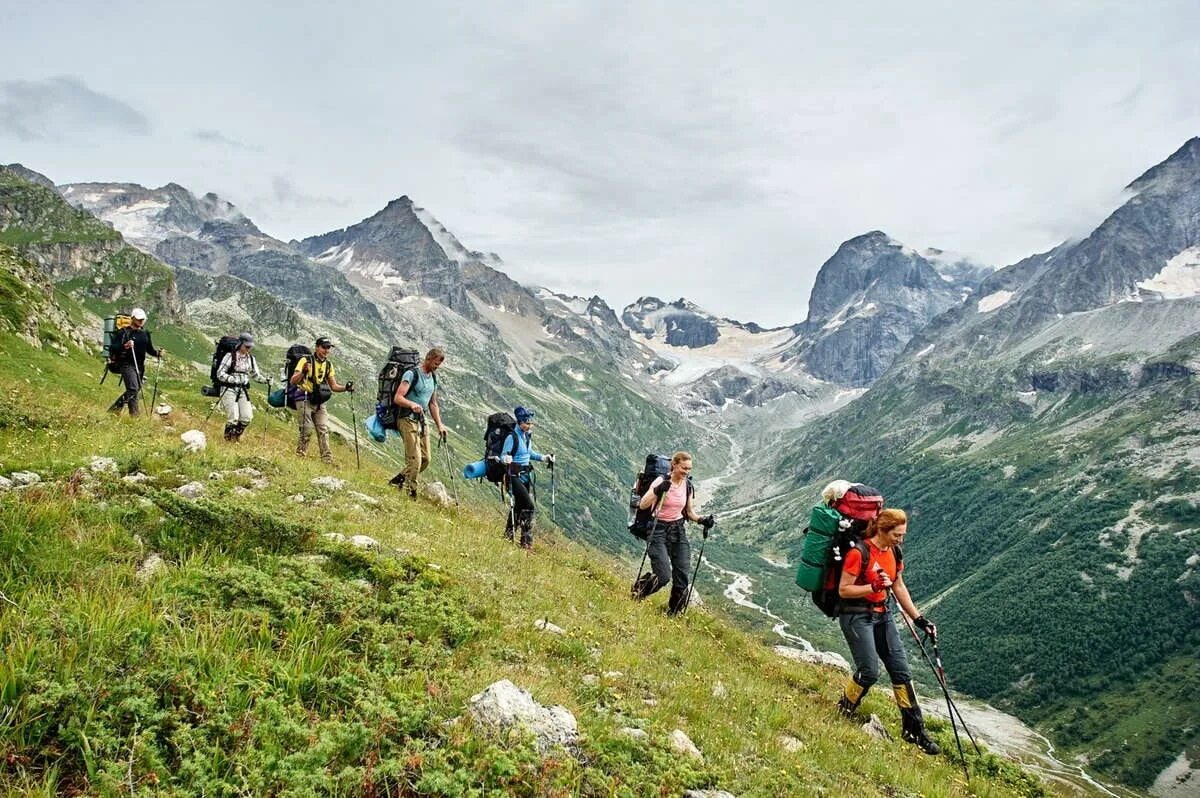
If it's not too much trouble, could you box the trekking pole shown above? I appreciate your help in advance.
[897,612,972,777]
[148,355,163,417]
[350,390,361,470]
[680,519,712,614]
[439,431,458,503]
[924,626,981,756]
[633,492,667,599]
[548,459,556,523]
[204,387,228,424]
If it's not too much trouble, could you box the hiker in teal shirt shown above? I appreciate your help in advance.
[389,348,448,498]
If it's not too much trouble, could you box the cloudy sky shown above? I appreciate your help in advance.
[3,1,1198,326]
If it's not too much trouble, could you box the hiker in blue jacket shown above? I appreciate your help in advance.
[499,406,554,548]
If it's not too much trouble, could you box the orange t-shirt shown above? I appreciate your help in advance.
[843,540,903,605]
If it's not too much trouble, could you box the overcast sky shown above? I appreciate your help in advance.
[3,1,1198,326]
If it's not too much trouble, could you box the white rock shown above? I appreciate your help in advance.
[423,481,453,506]
[349,534,380,550]
[154,403,172,416]
[669,729,703,761]
[779,735,804,753]
[862,714,891,741]
[175,482,206,499]
[711,681,728,699]
[773,645,851,672]
[232,486,254,497]
[233,467,263,478]
[467,679,579,754]
[643,698,658,707]
[684,791,736,798]
[347,491,379,506]
[249,478,269,490]
[88,457,118,474]
[533,618,565,635]
[0,475,12,491]
[310,476,346,491]
[617,727,648,741]
[291,554,329,566]
[10,471,41,486]
[122,472,152,484]
[581,674,599,687]
[208,471,224,481]
[323,532,346,543]
[135,553,167,583]
[180,430,206,452]
[602,671,623,679]
[350,578,373,591]
[288,494,306,503]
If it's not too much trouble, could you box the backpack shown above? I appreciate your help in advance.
[794,483,885,617]
[102,314,132,373]
[628,453,693,539]
[375,347,428,430]
[201,335,242,397]
[482,412,518,483]
[283,344,313,408]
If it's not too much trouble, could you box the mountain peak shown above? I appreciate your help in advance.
[1126,137,1200,194]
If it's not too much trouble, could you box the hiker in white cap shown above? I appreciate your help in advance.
[107,308,165,416]
[215,333,267,441]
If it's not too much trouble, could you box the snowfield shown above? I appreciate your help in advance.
[1137,246,1200,299]
[977,290,1015,313]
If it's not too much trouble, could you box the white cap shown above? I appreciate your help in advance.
[130,307,147,320]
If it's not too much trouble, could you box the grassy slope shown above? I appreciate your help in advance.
[0,276,1045,796]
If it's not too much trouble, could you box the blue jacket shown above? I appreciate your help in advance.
[502,429,543,467]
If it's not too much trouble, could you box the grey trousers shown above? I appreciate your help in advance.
[839,610,912,688]
[109,364,143,416]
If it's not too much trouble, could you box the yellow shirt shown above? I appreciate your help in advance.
[293,356,334,393]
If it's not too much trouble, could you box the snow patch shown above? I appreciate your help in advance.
[977,290,1015,313]
[1138,246,1200,299]
[914,343,935,359]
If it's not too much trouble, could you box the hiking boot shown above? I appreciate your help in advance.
[407,487,418,499]
[223,423,236,442]
[388,473,406,489]
[896,683,940,755]
[838,678,869,719]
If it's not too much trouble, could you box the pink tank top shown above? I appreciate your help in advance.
[649,476,688,522]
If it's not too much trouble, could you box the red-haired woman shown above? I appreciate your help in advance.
[836,507,940,754]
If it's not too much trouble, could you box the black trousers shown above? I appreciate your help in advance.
[506,470,535,545]
[632,520,691,614]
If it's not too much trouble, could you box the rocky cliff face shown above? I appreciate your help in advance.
[58,181,386,334]
[299,197,477,319]
[783,231,970,386]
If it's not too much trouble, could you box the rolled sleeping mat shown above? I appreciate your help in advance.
[463,459,487,480]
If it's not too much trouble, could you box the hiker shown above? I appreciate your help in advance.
[497,406,554,548]
[107,307,164,416]
[630,451,714,615]
[289,336,354,464]
[214,333,268,442]
[836,507,941,755]
[388,348,447,497]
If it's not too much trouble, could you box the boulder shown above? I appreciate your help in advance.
[862,714,891,741]
[323,532,346,543]
[669,729,703,761]
[249,478,270,490]
[684,792,737,798]
[233,467,263,478]
[773,645,851,672]
[180,430,206,452]
[0,475,12,491]
[175,482,205,499]
[310,476,346,491]
[88,456,118,474]
[347,490,379,506]
[288,494,306,503]
[467,679,579,754]
[617,727,648,741]
[711,681,728,699]
[349,534,380,550]
[533,618,565,635]
[778,735,804,753]
[122,472,152,484]
[10,471,41,486]
[423,481,453,506]
[154,403,172,416]
[232,486,254,497]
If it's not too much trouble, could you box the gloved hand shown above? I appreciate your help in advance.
[652,480,671,498]
[869,571,892,593]
[345,381,355,393]
[544,453,555,465]
[500,454,513,465]
[914,616,936,636]
[699,514,715,530]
